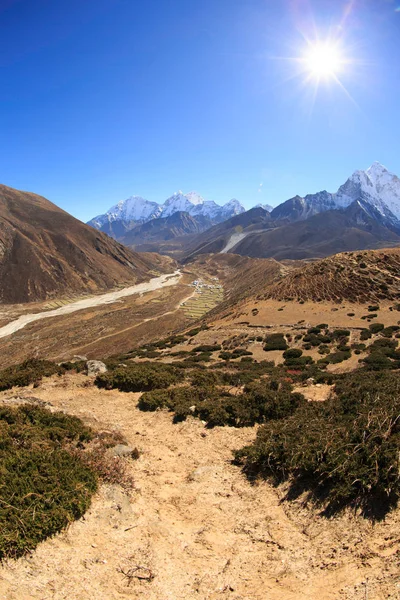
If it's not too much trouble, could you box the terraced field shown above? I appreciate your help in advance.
[180,279,224,319]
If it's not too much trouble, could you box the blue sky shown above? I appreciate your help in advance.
[1,0,399,221]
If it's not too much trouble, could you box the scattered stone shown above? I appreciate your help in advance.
[86,360,107,376]
[107,444,136,458]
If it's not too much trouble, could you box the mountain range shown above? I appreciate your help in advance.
[87,163,400,259]
[87,191,248,239]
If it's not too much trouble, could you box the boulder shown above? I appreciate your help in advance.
[86,360,107,376]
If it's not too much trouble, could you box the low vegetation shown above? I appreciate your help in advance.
[0,359,63,391]
[0,405,97,560]
[95,363,184,392]
[235,371,400,518]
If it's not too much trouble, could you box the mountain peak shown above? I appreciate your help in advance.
[367,161,388,176]
[185,191,205,205]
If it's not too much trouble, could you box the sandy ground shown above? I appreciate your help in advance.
[0,271,181,340]
[215,298,400,330]
[0,374,399,600]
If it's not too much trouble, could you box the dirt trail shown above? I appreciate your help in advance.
[0,270,181,340]
[0,375,399,600]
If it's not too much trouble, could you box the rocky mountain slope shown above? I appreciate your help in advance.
[0,184,174,304]
[260,246,400,303]
[121,211,213,248]
[271,162,400,228]
[180,200,400,261]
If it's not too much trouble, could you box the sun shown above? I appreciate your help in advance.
[303,41,344,80]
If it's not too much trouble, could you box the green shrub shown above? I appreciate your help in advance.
[318,345,330,355]
[368,305,380,312]
[382,326,400,338]
[302,333,322,347]
[360,329,372,340]
[192,344,221,353]
[95,363,183,392]
[326,350,351,364]
[307,327,321,335]
[0,359,62,391]
[332,329,350,339]
[363,353,394,371]
[235,371,400,517]
[283,349,303,359]
[139,378,305,428]
[0,406,97,559]
[369,323,385,334]
[284,355,314,368]
[263,334,288,351]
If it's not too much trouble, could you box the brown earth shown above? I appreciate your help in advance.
[0,184,175,303]
[260,247,400,304]
[0,271,196,368]
[0,373,398,600]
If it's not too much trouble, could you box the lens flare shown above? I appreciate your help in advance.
[303,42,344,80]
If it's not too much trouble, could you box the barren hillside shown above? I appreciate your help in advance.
[0,184,175,303]
[260,247,400,303]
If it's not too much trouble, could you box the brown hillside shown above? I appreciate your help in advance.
[262,247,400,303]
[0,185,175,303]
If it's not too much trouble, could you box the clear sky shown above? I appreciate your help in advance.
[1,0,399,221]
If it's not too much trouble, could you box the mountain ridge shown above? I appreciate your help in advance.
[0,184,175,304]
[88,190,247,239]
[87,163,400,249]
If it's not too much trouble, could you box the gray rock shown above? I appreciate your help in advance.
[86,360,107,376]
[107,444,136,458]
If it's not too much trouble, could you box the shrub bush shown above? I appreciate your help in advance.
[263,334,288,351]
[235,371,400,517]
[332,329,350,339]
[0,359,62,391]
[326,350,351,364]
[139,379,306,428]
[360,329,372,340]
[192,344,221,353]
[95,363,183,392]
[369,323,385,334]
[0,405,97,560]
[283,349,303,359]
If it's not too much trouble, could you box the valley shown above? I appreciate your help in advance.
[3,3,400,598]
[1,182,400,600]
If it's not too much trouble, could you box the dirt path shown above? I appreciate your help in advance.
[0,271,181,340]
[0,375,399,600]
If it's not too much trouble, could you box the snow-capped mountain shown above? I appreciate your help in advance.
[88,191,246,239]
[89,196,161,230]
[271,163,400,229]
[335,162,400,224]
[87,163,400,244]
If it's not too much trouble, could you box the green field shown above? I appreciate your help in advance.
[180,284,224,319]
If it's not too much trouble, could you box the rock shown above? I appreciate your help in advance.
[106,444,136,458]
[73,355,88,362]
[189,405,196,413]
[188,465,218,482]
[86,360,107,376]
